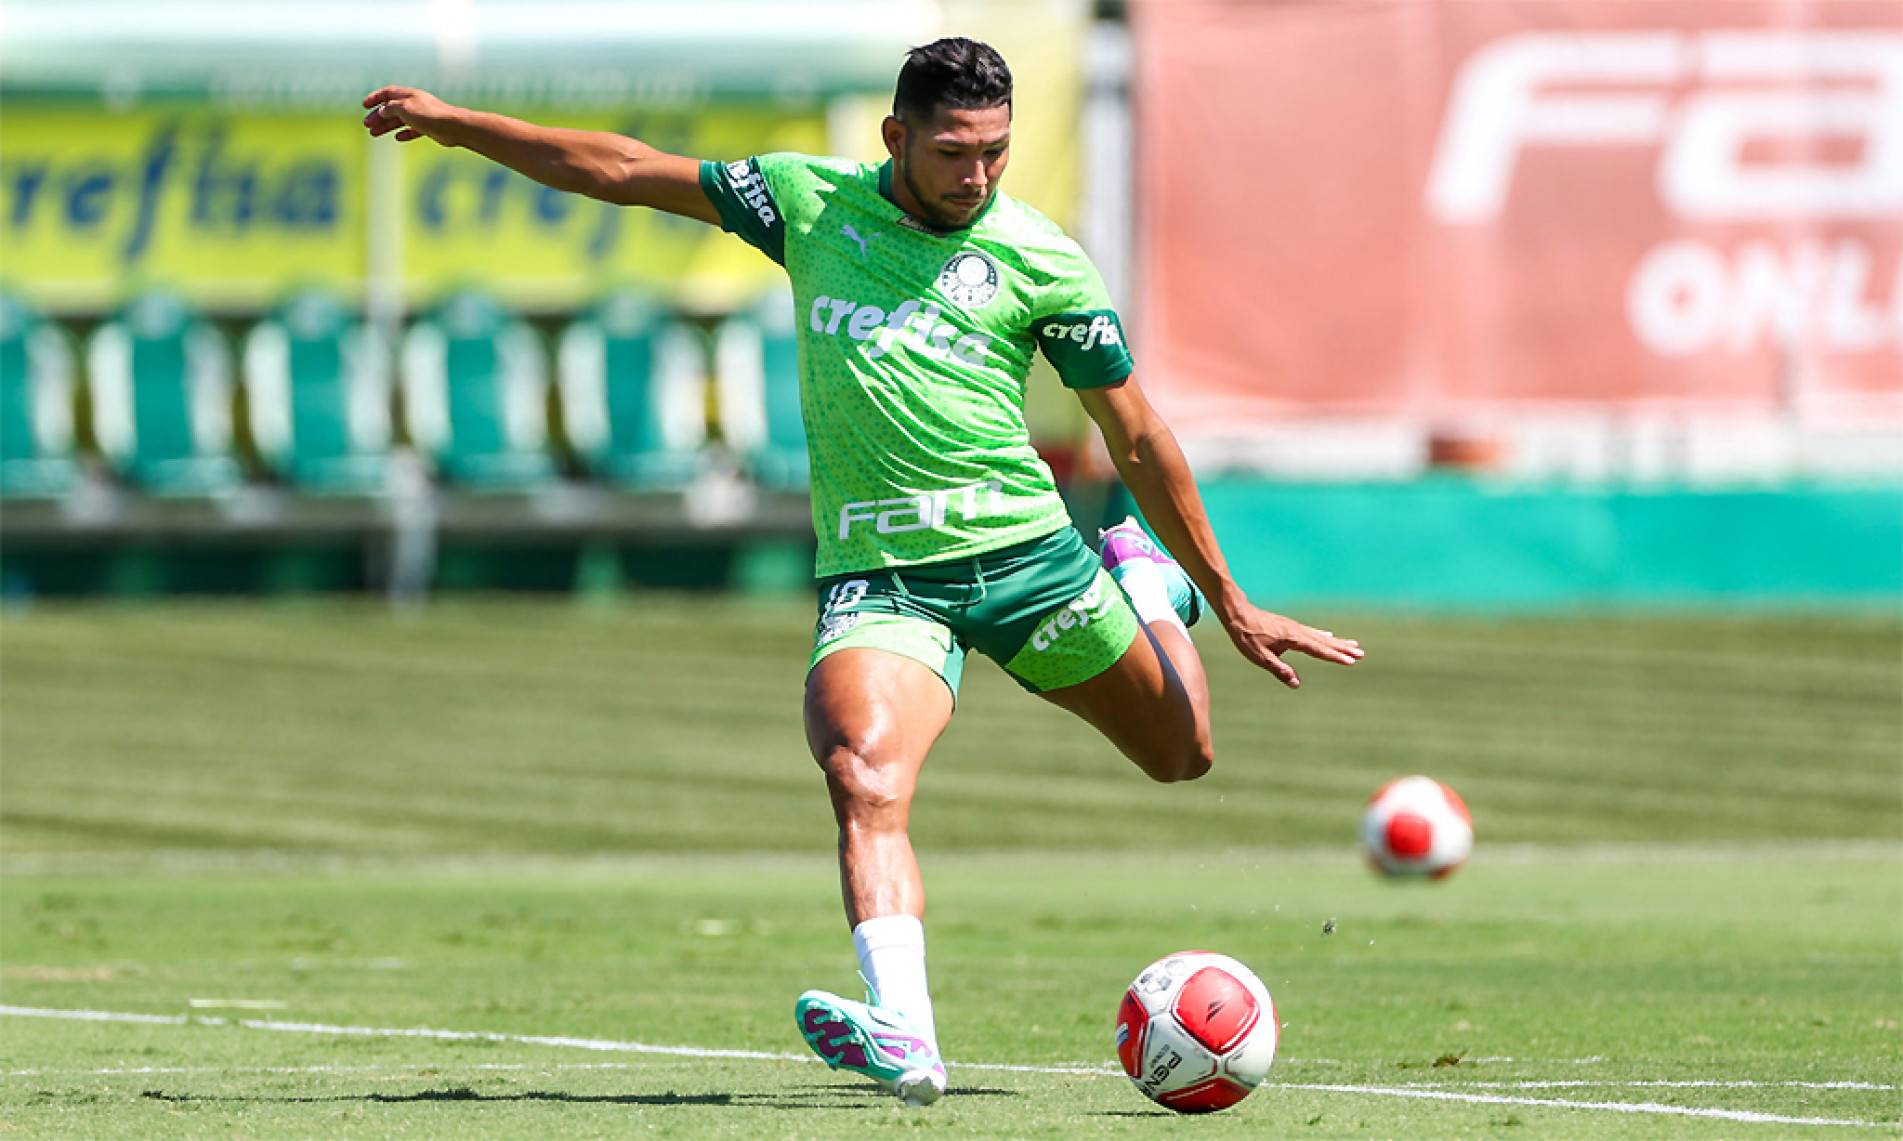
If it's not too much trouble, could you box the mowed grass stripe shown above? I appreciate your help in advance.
[2,856,1895,1139]
[1239,662,1894,753]
[1,1008,1892,1128]
[3,600,1897,855]
[1187,617,1899,843]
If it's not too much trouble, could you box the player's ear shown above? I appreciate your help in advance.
[881,115,907,161]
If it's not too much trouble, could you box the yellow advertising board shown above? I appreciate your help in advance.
[0,0,1091,316]
[0,110,367,309]
[399,108,826,312]
[0,106,825,313]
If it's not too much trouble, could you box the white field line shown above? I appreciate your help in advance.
[1282,1084,1891,1128]
[0,1006,1104,1074]
[0,1007,809,1063]
[6,1061,1892,1096]
[4,1062,653,1078]
[1392,1079,1897,1091]
[3,1006,1889,1127]
[7,1007,186,1026]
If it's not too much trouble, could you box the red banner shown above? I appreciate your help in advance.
[1133,0,1903,429]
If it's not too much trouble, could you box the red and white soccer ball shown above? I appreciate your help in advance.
[1115,951,1278,1113]
[1361,775,1473,878]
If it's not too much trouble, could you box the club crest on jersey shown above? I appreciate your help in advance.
[938,251,1001,309]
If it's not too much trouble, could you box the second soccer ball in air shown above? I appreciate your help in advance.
[1361,775,1473,878]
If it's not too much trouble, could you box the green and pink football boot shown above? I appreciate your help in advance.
[795,989,947,1106]
[1099,516,1205,627]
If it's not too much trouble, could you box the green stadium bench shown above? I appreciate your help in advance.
[715,288,807,489]
[557,292,707,490]
[0,294,78,499]
[401,290,554,490]
[243,291,392,495]
[87,292,242,495]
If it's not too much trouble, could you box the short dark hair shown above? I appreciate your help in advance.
[893,37,1013,123]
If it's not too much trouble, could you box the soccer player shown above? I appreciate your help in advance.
[363,37,1362,1106]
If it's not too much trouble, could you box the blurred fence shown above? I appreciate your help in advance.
[3,0,1898,604]
[0,0,1102,598]
[0,284,821,597]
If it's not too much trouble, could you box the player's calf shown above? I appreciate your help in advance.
[1037,624,1214,784]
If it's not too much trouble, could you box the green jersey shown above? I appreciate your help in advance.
[700,153,1134,577]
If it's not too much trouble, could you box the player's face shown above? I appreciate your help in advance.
[885,104,1011,229]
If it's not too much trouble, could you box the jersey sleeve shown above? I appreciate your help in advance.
[1031,242,1134,390]
[700,155,791,265]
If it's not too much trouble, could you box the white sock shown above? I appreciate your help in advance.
[1111,558,1188,636]
[853,915,937,1053]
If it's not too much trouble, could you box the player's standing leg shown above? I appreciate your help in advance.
[794,647,953,1105]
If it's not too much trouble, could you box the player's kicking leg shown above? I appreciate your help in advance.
[1037,517,1215,782]
[796,646,953,1106]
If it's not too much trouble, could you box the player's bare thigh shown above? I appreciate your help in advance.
[805,647,954,923]
[1037,623,1213,783]
[804,647,956,804]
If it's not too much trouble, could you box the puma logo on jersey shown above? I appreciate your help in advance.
[807,295,995,366]
[842,224,871,259]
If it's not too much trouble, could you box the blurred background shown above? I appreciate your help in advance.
[1,0,1897,605]
[1,13,1896,1112]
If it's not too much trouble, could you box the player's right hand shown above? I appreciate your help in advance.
[362,86,459,145]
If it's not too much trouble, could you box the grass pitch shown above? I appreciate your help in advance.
[2,597,1898,1138]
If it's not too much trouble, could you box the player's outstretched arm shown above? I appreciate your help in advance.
[1077,378,1364,688]
[361,86,719,224]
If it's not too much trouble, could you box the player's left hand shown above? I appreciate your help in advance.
[1220,604,1363,689]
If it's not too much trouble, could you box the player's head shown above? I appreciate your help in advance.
[884,37,1013,230]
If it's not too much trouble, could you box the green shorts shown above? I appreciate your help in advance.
[810,525,1142,698]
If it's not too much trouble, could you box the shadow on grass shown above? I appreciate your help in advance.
[141,1083,1018,1110]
